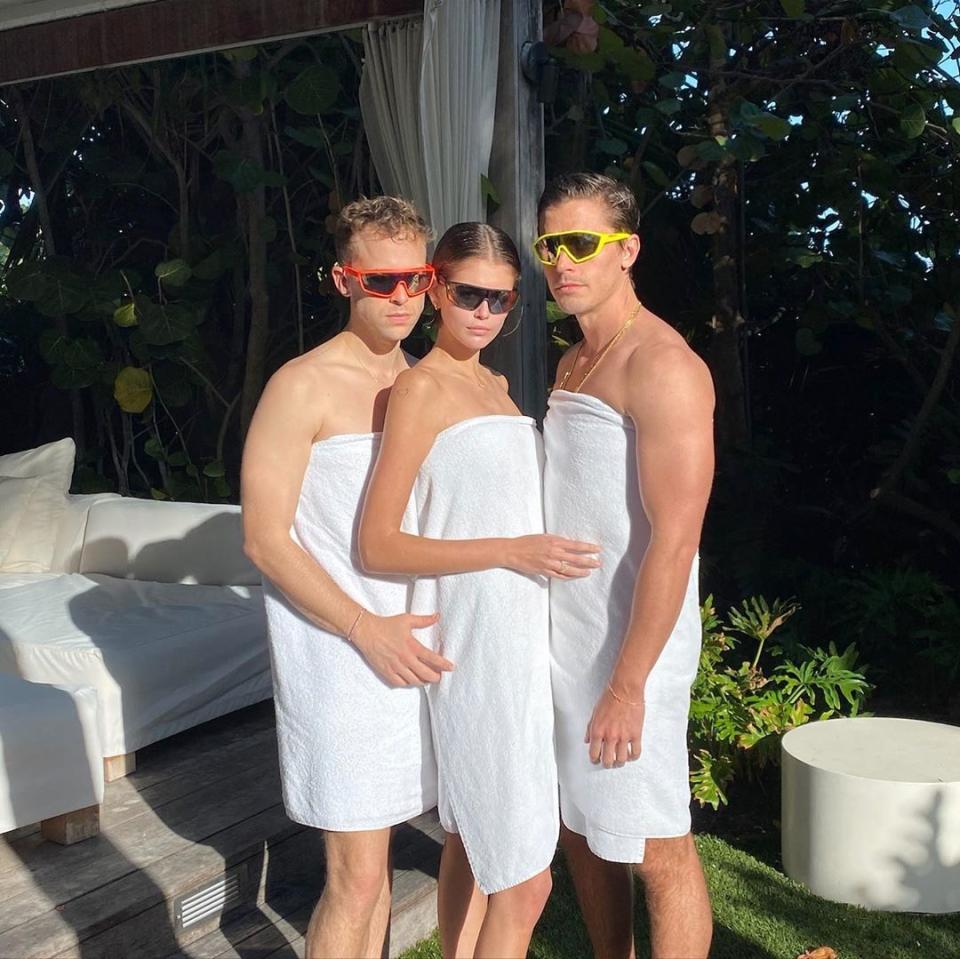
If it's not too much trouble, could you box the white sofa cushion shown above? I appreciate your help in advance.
[0,437,76,573]
[0,675,103,833]
[79,499,259,586]
[0,573,270,756]
[49,493,123,574]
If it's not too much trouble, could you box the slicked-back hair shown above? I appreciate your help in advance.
[335,196,431,262]
[537,173,640,235]
[432,221,521,279]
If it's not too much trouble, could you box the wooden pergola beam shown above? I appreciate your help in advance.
[0,0,420,86]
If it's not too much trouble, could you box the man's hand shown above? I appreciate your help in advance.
[351,611,454,688]
[585,685,645,768]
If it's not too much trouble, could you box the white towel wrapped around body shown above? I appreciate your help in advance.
[412,415,558,894]
[543,391,701,863]
[263,433,436,831]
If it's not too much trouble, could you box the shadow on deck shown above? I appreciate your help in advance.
[0,701,442,958]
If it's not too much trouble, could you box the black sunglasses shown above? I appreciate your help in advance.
[442,280,520,315]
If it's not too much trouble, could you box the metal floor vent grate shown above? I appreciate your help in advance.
[174,867,243,930]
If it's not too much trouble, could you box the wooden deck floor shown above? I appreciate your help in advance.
[0,701,442,958]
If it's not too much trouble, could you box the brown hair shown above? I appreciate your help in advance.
[335,196,431,262]
[537,173,639,234]
[431,221,521,279]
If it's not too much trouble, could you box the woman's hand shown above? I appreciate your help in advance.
[505,534,601,579]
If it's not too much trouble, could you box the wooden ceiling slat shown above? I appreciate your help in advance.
[0,0,420,85]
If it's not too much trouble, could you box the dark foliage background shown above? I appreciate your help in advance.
[1,2,958,771]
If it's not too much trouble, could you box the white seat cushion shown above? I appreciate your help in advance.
[0,674,103,833]
[0,573,270,756]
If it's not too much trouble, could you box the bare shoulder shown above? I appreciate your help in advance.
[486,368,510,395]
[391,364,445,402]
[625,329,714,421]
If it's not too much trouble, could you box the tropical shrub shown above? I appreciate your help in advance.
[690,595,871,809]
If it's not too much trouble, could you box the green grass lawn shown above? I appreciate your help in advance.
[400,833,960,959]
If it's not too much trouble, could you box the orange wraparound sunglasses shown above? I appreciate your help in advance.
[342,265,436,298]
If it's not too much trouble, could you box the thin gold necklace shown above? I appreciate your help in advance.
[558,301,642,394]
[349,336,404,385]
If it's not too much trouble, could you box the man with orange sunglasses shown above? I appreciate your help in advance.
[538,173,715,959]
[242,197,480,958]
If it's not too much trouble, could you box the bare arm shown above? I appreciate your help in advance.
[242,365,359,634]
[613,345,715,695]
[241,363,452,687]
[585,345,715,766]
[359,369,599,578]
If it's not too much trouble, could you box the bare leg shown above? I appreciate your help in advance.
[438,831,488,958]
[633,834,712,959]
[305,827,393,959]
[473,867,552,959]
[560,825,635,959]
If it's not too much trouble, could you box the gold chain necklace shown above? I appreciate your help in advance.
[558,301,642,394]
[348,336,404,385]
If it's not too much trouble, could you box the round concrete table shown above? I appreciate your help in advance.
[781,717,960,913]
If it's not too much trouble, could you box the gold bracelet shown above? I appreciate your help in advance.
[345,608,364,643]
[607,681,643,707]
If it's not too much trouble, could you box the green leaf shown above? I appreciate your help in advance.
[113,302,138,327]
[641,161,671,187]
[155,258,192,287]
[203,461,226,478]
[900,102,926,139]
[480,173,501,208]
[779,0,805,16]
[546,301,569,323]
[114,366,153,413]
[285,64,340,115]
[136,296,198,346]
[192,247,234,281]
[214,151,267,193]
[284,125,328,150]
[221,46,258,62]
[953,118,960,135]
[754,114,792,140]
[655,98,682,116]
[0,147,14,177]
[597,138,629,156]
[144,437,166,460]
[47,337,103,389]
[5,261,48,300]
[889,4,931,33]
[35,271,90,316]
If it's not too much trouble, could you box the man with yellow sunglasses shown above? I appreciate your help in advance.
[538,173,716,959]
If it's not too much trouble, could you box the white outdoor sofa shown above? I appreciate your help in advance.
[0,438,271,839]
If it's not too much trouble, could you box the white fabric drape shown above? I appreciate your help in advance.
[359,19,432,223]
[359,2,501,239]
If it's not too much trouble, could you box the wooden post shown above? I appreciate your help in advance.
[41,804,100,845]
[485,0,547,420]
[104,751,137,782]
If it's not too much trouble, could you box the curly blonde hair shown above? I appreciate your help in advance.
[335,196,431,262]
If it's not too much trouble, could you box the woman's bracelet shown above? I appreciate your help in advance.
[345,608,365,643]
[607,681,643,707]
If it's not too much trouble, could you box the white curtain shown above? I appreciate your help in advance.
[359,19,432,222]
[359,1,501,239]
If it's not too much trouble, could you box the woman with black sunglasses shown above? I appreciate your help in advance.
[358,222,600,958]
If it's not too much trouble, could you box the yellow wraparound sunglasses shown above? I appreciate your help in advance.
[532,230,632,266]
